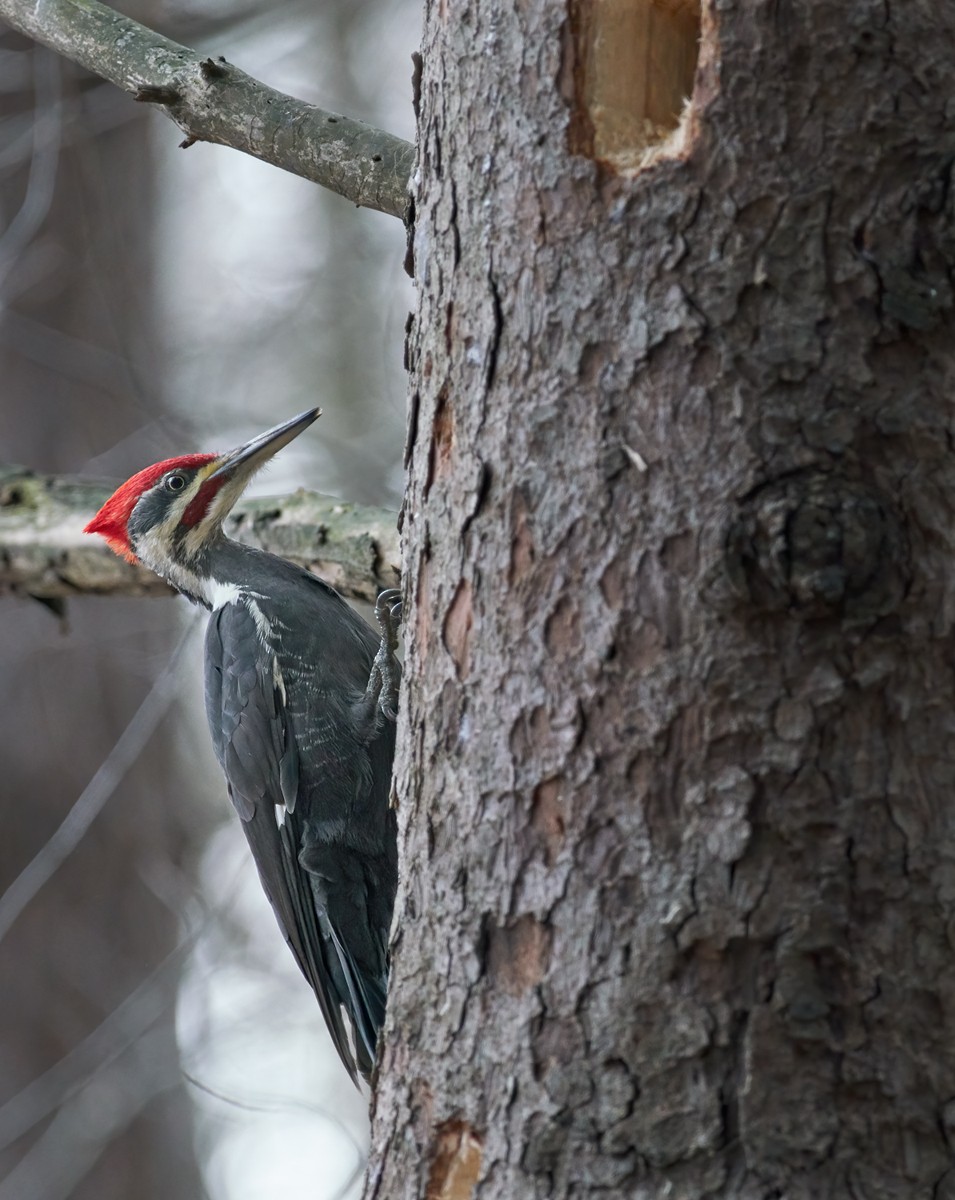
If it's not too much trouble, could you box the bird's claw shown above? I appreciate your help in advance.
[366,588,402,724]
[375,588,402,627]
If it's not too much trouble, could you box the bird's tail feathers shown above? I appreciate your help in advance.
[325,919,387,1078]
[276,818,362,1085]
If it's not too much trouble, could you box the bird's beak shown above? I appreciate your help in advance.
[207,408,322,484]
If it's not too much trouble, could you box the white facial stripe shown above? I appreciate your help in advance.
[129,468,262,609]
[135,522,207,600]
[164,484,200,531]
[181,474,246,561]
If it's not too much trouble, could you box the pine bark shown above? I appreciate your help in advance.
[370,2,955,1198]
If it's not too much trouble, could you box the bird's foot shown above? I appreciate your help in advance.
[365,588,402,723]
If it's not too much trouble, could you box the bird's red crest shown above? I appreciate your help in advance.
[84,453,217,563]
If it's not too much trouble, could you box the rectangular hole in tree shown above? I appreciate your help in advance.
[568,0,702,169]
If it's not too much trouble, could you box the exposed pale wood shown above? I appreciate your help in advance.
[570,0,700,166]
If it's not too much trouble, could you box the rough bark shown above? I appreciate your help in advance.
[0,466,399,604]
[0,0,414,217]
[371,2,955,1198]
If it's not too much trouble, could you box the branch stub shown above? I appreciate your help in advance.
[724,470,909,621]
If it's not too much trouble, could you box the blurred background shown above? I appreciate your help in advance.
[0,1,416,1197]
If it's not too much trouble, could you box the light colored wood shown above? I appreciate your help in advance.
[578,0,700,165]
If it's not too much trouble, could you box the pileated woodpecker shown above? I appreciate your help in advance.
[85,408,400,1086]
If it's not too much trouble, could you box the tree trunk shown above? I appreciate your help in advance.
[370,2,955,1197]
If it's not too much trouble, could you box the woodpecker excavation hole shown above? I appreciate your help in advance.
[567,0,702,170]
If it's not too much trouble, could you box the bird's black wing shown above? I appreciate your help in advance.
[203,599,360,1084]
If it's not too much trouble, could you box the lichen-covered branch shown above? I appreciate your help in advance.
[0,466,399,604]
[0,0,414,219]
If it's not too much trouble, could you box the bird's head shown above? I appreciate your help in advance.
[85,408,320,595]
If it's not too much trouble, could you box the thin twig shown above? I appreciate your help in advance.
[0,936,198,1151]
[182,1070,367,1167]
[0,617,201,943]
[0,1025,186,1200]
[0,49,62,302]
[183,1070,367,1200]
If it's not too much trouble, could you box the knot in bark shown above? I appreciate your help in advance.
[725,471,907,619]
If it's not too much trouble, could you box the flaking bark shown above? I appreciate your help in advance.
[371,1,955,1197]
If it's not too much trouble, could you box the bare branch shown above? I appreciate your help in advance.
[0,465,400,604]
[0,0,414,219]
[0,1024,188,1200]
[0,936,197,1152]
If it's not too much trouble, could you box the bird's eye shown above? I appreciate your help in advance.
[166,474,186,492]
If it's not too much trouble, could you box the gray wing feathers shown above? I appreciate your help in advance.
[204,601,361,1084]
